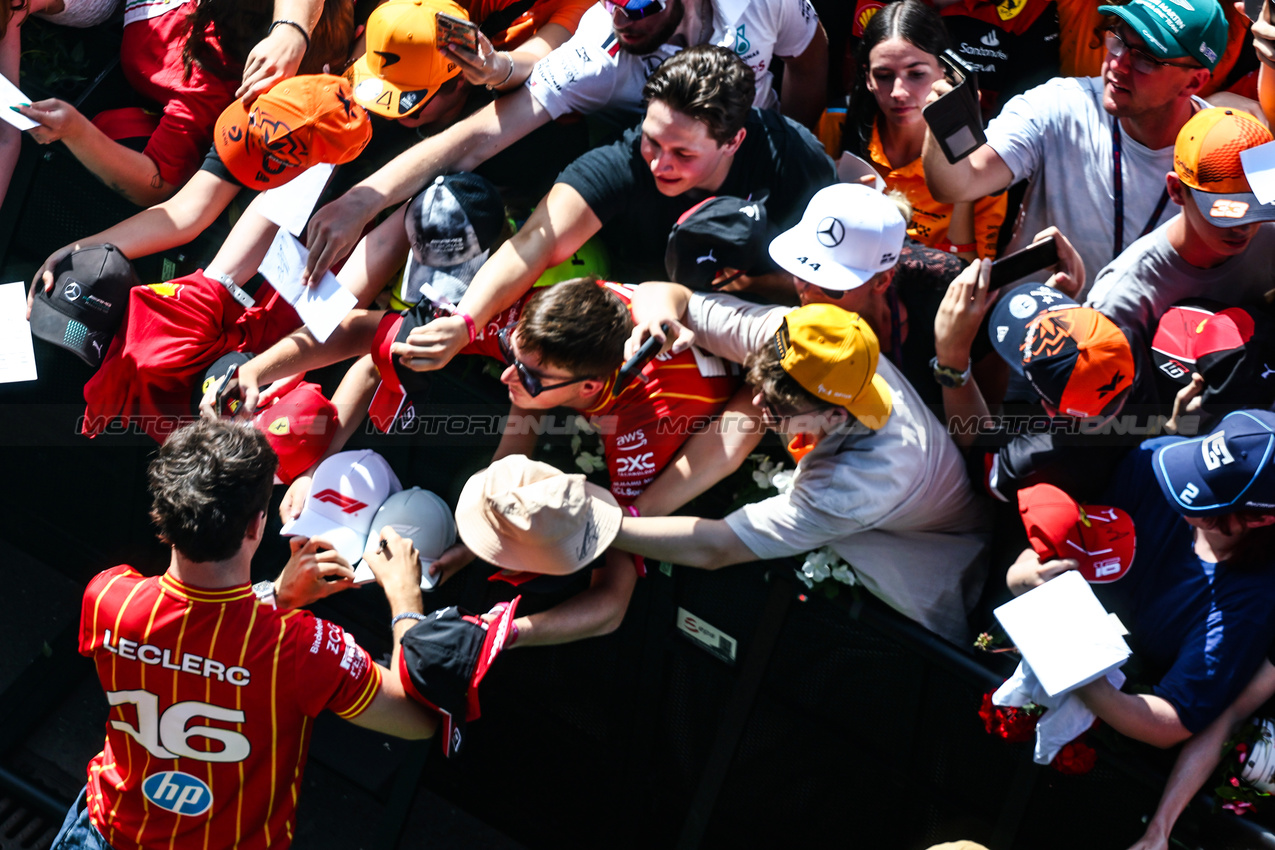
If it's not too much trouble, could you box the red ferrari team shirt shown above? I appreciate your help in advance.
[79,566,381,850]
[580,284,740,505]
[464,282,740,505]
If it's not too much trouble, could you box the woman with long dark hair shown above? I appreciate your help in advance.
[845,0,1004,261]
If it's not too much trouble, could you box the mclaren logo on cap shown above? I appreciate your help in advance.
[816,217,845,247]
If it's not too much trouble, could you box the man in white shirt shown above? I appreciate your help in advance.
[921,0,1226,283]
[610,187,990,643]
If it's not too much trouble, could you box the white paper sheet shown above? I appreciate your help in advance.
[1240,140,1275,206]
[994,569,1130,698]
[0,73,38,131]
[0,282,38,382]
[258,229,357,343]
[257,163,333,237]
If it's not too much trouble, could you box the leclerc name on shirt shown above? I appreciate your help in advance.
[102,628,251,686]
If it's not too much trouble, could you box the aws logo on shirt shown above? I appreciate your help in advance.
[143,771,213,817]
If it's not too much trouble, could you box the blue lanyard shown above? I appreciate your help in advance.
[1111,116,1171,261]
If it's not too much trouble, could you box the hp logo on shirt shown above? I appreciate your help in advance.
[142,771,213,817]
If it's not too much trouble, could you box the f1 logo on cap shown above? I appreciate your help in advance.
[1202,431,1234,471]
[312,489,368,513]
[816,217,844,247]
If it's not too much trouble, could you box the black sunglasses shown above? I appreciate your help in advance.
[497,327,592,397]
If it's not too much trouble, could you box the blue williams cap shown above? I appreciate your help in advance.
[1152,409,1275,516]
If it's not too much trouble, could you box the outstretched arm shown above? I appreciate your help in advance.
[389,182,602,373]
[29,170,240,316]
[920,81,1014,204]
[19,99,177,205]
[303,90,553,281]
[1128,659,1275,850]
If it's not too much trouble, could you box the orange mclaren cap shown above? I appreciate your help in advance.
[772,303,893,429]
[214,74,372,191]
[1173,107,1275,226]
[347,0,465,118]
[1021,307,1135,419]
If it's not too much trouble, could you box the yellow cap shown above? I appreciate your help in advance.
[773,304,892,429]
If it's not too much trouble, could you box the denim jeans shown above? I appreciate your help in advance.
[50,788,115,850]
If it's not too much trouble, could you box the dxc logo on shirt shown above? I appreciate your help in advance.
[1201,432,1234,471]
[616,452,655,476]
[143,771,213,817]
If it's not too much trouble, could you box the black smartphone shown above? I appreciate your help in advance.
[215,363,241,415]
[1245,0,1266,21]
[436,11,479,53]
[989,238,1060,291]
[922,50,985,164]
[614,323,670,397]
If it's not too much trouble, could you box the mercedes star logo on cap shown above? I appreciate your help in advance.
[816,217,845,247]
[63,282,82,301]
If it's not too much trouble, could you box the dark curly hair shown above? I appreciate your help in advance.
[148,419,277,563]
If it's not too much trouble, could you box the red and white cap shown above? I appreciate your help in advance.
[1018,483,1137,583]
[280,449,401,563]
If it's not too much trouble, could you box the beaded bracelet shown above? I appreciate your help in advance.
[269,19,311,52]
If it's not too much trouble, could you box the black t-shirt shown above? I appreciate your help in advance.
[557,108,836,282]
[199,145,237,184]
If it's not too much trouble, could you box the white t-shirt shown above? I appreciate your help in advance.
[526,0,819,119]
[986,76,1202,289]
[1087,217,1275,342]
[683,293,990,643]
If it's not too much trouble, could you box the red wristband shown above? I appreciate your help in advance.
[457,312,477,343]
[947,242,976,254]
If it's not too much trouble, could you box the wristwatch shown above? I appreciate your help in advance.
[930,356,972,388]
[252,580,277,608]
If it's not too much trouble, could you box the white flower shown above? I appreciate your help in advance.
[575,452,604,473]
[771,469,795,494]
[831,564,856,586]
[573,415,597,435]
[752,469,772,488]
[570,435,582,454]
[794,569,814,588]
